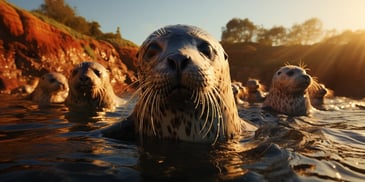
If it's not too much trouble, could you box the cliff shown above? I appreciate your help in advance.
[1,1,364,98]
[0,1,138,94]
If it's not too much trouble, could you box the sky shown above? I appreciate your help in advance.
[7,0,365,45]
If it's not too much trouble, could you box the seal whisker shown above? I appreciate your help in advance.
[122,80,144,106]
[193,90,217,138]
[199,91,207,119]
[207,92,215,135]
[149,91,159,136]
[192,90,200,109]
[137,85,153,134]
[199,92,211,136]
[209,87,224,142]
[212,86,225,139]
[137,77,166,137]
[200,90,218,138]
[93,88,104,106]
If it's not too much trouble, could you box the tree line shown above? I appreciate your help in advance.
[32,0,122,40]
[33,0,363,48]
[221,17,341,46]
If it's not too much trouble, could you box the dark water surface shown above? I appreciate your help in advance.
[0,94,364,181]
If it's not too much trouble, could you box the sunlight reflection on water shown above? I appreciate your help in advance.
[0,94,365,181]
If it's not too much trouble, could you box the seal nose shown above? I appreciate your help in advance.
[167,54,190,73]
[302,75,310,81]
[58,82,64,89]
[302,75,311,84]
[79,75,90,82]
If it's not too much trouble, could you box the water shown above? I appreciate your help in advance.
[0,94,365,181]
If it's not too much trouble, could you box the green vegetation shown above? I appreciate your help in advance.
[222,17,331,46]
[31,11,87,40]
[82,44,95,59]
[31,0,137,47]
[97,27,136,47]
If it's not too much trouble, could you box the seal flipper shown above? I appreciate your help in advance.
[101,116,136,141]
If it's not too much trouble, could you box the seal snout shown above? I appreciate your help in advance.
[301,74,311,86]
[56,82,67,91]
[167,54,190,75]
[75,74,94,92]
[79,74,91,82]
[78,74,94,86]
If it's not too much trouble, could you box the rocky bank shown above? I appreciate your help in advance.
[0,1,138,94]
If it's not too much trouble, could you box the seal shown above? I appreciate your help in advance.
[262,65,313,116]
[308,81,333,110]
[231,81,246,105]
[103,24,256,143]
[66,61,126,112]
[11,77,39,95]
[245,78,266,103]
[31,72,69,105]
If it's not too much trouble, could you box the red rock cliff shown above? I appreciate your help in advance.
[0,1,139,93]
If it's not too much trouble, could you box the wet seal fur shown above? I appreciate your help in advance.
[66,61,125,112]
[262,65,313,116]
[103,24,256,143]
[31,72,69,106]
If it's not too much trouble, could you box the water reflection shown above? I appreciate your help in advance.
[0,95,365,181]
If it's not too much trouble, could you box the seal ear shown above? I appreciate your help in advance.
[135,52,139,59]
[224,51,228,61]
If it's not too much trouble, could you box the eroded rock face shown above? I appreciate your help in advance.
[0,1,138,94]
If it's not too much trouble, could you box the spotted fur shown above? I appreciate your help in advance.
[31,72,68,105]
[263,65,313,116]
[125,25,255,143]
[66,61,125,112]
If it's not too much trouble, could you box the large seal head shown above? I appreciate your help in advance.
[31,72,68,105]
[263,65,313,116]
[116,24,255,143]
[66,61,125,112]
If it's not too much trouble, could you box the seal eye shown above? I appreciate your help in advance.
[145,42,161,60]
[93,69,101,77]
[49,78,56,83]
[286,70,294,77]
[72,69,78,77]
[198,41,214,59]
[277,71,282,75]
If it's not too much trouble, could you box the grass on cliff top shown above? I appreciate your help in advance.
[101,37,137,48]
[29,11,138,48]
[30,11,87,39]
